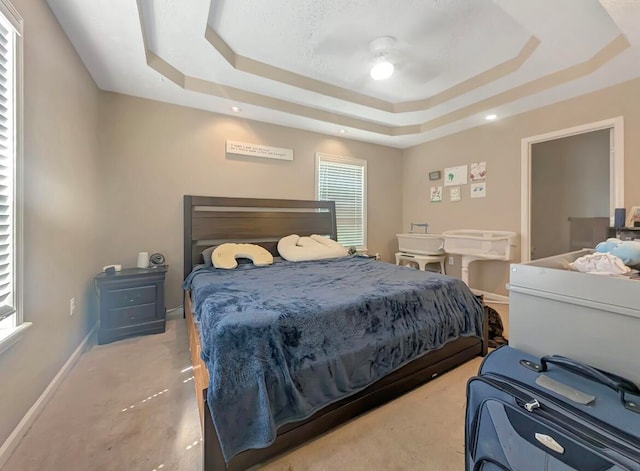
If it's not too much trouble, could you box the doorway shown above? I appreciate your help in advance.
[521,117,624,262]
[531,130,610,259]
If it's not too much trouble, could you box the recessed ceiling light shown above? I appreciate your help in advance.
[231,106,241,113]
[339,129,347,134]
[485,114,497,121]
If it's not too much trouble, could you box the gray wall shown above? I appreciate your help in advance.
[97,93,403,309]
[0,0,100,446]
[403,77,640,295]
[531,129,610,259]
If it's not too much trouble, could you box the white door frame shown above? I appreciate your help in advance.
[520,116,624,263]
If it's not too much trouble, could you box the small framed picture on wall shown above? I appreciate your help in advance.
[627,206,640,227]
[449,186,461,202]
[430,186,443,203]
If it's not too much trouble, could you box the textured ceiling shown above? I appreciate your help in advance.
[47,0,640,148]
[208,0,530,101]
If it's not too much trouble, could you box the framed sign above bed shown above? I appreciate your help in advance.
[225,140,294,161]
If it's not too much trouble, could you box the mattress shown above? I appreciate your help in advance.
[183,256,483,461]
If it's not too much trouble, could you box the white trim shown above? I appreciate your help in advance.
[520,117,624,263]
[0,0,23,35]
[472,289,510,305]
[166,305,184,320]
[14,0,24,329]
[0,0,24,329]
[0,325,97,469]
[0,321,30,355]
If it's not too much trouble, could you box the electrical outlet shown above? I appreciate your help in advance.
[70,297,76,316]
[448,256,454,265]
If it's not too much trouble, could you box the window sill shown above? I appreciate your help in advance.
[0,322,33,356]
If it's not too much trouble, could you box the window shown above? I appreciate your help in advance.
[0,0,24,349]
[316,153,367,249]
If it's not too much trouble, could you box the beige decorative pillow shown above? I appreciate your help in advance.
[212,243,274,269]
[277,234,348,262]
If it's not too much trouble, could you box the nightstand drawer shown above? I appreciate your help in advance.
[106,303,157,328]
[107,285,156,309]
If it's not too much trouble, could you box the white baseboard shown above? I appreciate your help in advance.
[0,324,97,469]
[166,305,184,320]
[472,289,510,305]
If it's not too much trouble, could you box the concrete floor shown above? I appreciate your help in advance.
[3,304,508,471]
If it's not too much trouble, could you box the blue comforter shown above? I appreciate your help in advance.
[183,256,483,462]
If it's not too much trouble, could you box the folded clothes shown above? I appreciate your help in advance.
[569,252,630,275]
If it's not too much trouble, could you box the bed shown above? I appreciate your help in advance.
[183,195,488,470]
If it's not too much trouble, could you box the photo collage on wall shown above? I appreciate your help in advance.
[469,161,486,198]
[429,161,487,203]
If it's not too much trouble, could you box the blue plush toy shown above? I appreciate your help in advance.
[595,238,640,266]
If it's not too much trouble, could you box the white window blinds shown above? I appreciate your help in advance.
[0,10,15,323]
[316,153,367,249]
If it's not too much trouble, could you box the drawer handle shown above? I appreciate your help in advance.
[127,294,141,303]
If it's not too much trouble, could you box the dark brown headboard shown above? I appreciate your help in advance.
[183,196,337,279]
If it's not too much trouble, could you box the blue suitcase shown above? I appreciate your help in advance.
[466,346,640,470]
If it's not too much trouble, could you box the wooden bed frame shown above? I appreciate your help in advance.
[183,195,488,471]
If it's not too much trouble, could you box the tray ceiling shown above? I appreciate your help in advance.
[47,0,640,148]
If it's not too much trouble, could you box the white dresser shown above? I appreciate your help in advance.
[508,250,640,385]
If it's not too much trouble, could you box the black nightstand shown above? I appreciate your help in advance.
[94,267,167,344]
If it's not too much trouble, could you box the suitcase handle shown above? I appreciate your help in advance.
[540,355,625,393]
[537,356,640,414]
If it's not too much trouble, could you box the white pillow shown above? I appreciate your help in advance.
[212,243,274,269]
[278,234,348,262]
[310,234,349,254]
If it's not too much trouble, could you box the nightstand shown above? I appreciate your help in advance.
[94,267,167,344]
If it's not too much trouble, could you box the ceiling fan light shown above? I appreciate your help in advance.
[370,60,394,80]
